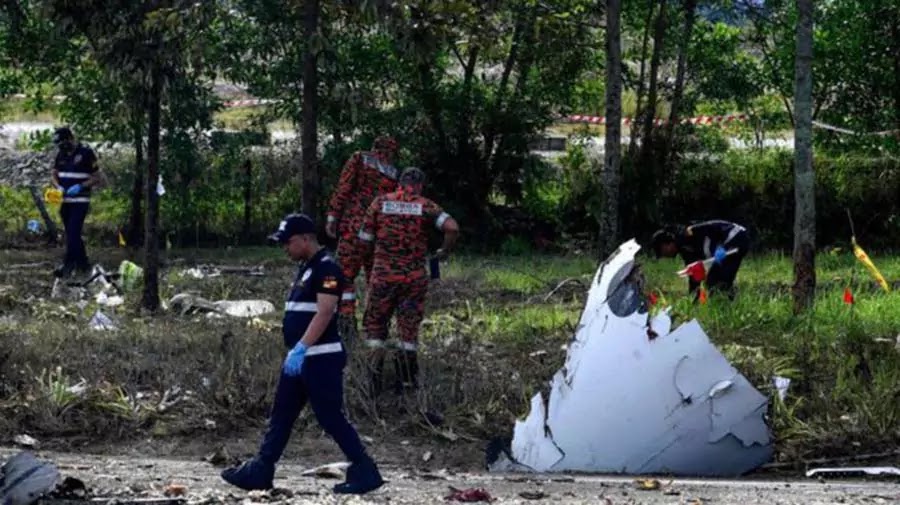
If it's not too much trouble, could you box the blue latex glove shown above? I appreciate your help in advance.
[713,246,727,265]
[283,342,308,376]
[66,184,82,196]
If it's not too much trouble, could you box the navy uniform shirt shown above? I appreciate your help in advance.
[55,144,98,203]
[283,248,345,350]
[676,220,747,263]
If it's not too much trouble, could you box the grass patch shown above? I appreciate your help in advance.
[0,97,59,123]
[211,106,292,132]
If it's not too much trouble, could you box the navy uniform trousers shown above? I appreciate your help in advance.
[257,350,367,465]
[60,202,90,268]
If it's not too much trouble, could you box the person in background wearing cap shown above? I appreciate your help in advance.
[357,167,459,396]
[325,136,400,321]
[651,220,750,300]
[50,127,104,278]
[221,214,383,495]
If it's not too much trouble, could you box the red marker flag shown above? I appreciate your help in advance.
[843,287,854,305]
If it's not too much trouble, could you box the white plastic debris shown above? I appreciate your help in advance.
[12,435,38,448]
[182,267,221,279]
[773,376,791,401]
[300,461,350,479]
[494,239,773,477]
[95,291,125,307]
[89,310,118,331]
[213,300,276,318]
[806,466,900,478]
[168,293,274,318]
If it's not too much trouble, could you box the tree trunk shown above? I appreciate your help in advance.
[141,62,163,312]
[892,17,900,132]
[456,45,480,158]
[301,0,320,218]
[600,0,622,258]
[633,0,667,231]
[483,11,525,164]
[629,0,657,154]
[663,0,697,172]
[241,159,252,243]
[641,0,667,155]
[127,120,144,247]
[28,185,58,245]
[792,0,815,314]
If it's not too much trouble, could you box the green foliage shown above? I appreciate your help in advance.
[14,128,53,151]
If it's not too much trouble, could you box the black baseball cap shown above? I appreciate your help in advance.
[650,228,676,258]
[52,127,74,144]
[269,213,316,244]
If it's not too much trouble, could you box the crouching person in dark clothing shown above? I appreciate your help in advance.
[221,214,383,495]
[651,220,750,300]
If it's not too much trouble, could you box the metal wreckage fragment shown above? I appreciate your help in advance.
[0,452,60,505]
[489,240,773,476]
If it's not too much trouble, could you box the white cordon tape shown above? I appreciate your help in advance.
[14,92,898,137]
[565,114,749,126]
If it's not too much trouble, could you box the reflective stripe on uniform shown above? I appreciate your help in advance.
[365,339,386,348]
[399,341,418,351]
[57,172,90,179]
[341,292,356,301]
[358,230,374,242]
[62,197,90,203]
[725,224,747,245]
[285,301,318,312]
[435,212,451,230]
[305,342,343,356]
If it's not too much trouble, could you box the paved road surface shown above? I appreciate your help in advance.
[2,448,897,505]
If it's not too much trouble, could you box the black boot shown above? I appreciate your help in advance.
[333,456,384,495]
[220,457,275,491]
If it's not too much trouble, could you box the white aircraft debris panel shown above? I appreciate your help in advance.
[502,239,773,476]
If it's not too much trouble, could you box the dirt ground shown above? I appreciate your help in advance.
[2,447,898,505]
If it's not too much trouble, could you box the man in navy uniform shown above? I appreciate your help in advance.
[221,213,384,495]
[651,220,750,299]
[50,127,104,278]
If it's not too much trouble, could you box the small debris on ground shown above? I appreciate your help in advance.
[423,451,434,462]
[13,435,38,448]
[519,490,548,500]
[163,484,188,497]
[806,466,900,479]
[203,447,233,467]
[53,477,88,499]
[634,478,661,491]
[444,487,493,502]
[299,462,349,480]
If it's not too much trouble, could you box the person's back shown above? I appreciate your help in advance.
[363,189,449,283]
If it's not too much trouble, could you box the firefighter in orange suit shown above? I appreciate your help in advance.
[325,136,400,318]
[356,167,459,395]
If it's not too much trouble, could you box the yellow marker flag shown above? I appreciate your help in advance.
[118,231,127,247]
[852,237,890,292]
